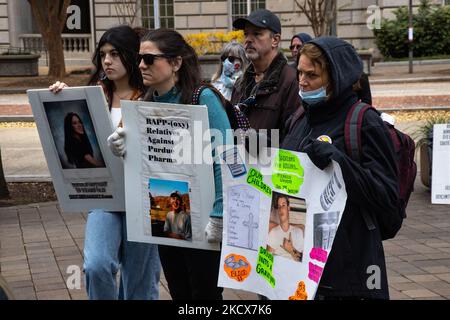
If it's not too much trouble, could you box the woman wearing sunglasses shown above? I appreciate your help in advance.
[49,25,161,300]
[289,33,312,69]
[211,41,249,101]
[108,28,232,300]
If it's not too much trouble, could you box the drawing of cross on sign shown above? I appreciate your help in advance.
[243,212,258,250]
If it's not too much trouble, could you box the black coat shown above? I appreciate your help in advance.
[281,37,398,299]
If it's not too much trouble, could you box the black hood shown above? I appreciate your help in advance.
[309,36,363,98]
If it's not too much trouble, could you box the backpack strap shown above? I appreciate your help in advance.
[344,101,375,162]
[344,101,377,232]
[286,105,306,134]
[191,85,209,105]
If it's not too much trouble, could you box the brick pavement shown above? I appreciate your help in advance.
[0,178,449,300]
[0,61,450,118]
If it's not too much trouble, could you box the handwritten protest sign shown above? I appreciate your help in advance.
[218,145,347,299]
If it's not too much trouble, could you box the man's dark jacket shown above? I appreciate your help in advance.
[282,37,399,299]
[231,52,301,131]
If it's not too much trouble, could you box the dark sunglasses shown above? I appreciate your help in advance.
[222,56,241,63]
[289,44,302,51]
[138,53,171,65]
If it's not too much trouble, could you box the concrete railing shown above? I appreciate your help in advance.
[19,33,92,54]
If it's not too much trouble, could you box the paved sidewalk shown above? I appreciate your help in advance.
[1,178,449,300]
[0,60,449,120]
[0,203,257,300]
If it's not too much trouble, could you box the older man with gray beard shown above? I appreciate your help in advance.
[231,9,301,140]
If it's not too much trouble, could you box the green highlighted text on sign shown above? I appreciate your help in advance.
[272,150,304,194]
[256,246,276,288]
[247,168,272,197]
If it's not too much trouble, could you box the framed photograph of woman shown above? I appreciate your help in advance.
[27,86,125,212]
[44,100,106,170]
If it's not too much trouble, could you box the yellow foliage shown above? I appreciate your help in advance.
[185,30,244,56]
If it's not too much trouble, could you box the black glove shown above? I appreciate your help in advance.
[303,139,336,170]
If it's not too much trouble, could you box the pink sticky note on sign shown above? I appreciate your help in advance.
[309,248,328,263]
[308,262,324,283]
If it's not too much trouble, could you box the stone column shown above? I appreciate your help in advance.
[7,0,33,48]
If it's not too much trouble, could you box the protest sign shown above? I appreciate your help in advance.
[432,123,450,204]
[218,145,347,299]
[121,100,218,250]
[27,86,125,212]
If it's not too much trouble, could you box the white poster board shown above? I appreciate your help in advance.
[121,100,218,251]
[217,145,347,300]
[27,86,125,212]
[432,123,450,204]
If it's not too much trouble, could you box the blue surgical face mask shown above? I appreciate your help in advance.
[299,86,327,105]
[223,58,235,77]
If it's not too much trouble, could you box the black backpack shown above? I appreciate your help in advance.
[344,101,417,240]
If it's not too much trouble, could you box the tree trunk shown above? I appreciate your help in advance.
[28,0,71,79]
[0,147,9,199]
[45,32,66,80]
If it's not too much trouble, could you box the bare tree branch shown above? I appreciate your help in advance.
[294,0,336,37]
[113,0,141,26]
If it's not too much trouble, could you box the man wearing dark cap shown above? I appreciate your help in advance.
[231,9,301,139]
[289,33,313,68]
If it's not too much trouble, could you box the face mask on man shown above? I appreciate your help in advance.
[299,86,327,105]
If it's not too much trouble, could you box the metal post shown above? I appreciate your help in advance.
[228,0,233,30]
[89,0,96,52]
[154,0,161,29]
[247,0,251,15]
[408,0,413,74]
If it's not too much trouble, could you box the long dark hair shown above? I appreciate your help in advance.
[141,28,201,104]
[89,25,144,106]
[64,112,93,165]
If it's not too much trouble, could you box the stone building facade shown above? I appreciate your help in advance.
[0,0,447,60]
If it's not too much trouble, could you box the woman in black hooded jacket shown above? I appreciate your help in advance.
[282,37,399,299]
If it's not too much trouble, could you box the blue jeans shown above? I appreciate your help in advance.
[83,209,161,300]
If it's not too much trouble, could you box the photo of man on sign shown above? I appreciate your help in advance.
[148,178,192,241]
[267,193,305,262]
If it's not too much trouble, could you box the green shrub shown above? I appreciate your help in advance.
[374,0,450,59]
